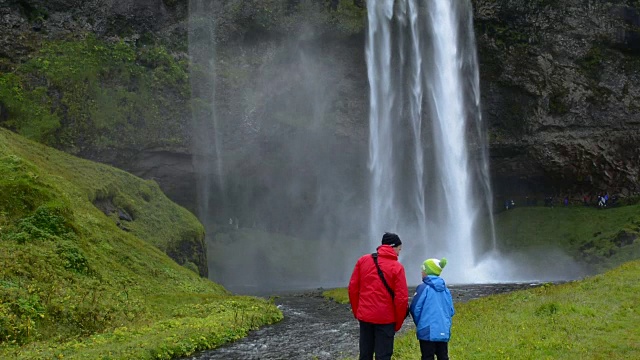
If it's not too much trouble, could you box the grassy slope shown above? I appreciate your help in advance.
[493,205,640,272]
[392,260,640,359]
[328,261,640,359]
[0,128,282,359]
[332,260,640,360]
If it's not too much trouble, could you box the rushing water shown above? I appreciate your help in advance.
[184,283,544,360]
[366,0,494,282]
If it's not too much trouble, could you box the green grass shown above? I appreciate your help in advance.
[331,260,640,359]
[331,204,640,359]
[392,260,640,359]
[322,288,350,305]
[0,128,282,359]
[494,205,640,272]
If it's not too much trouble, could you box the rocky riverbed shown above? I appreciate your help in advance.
[183,282,545,360]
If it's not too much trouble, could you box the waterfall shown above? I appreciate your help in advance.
[188,1,371,293]
[188,0,225,222]
[366,0,495,283]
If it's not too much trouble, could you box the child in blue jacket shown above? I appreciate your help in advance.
[409,258,455,360]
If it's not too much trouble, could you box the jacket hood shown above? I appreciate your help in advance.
[423,275,446,292]
[376,244,398,259]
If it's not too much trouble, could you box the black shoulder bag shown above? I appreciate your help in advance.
[371,252,394,300]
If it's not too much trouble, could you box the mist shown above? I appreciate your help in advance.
[465,248,591,285]
[189,0,374,293]
[188,0,587,294]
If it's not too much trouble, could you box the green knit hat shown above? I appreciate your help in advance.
[421,258,447,276]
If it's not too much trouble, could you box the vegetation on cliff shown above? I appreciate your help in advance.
[0,128,282,359]
[213,0,366,42]
[0,35,190,155]
[0,0,366,155]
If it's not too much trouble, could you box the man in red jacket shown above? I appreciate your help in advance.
[348,232,409,360]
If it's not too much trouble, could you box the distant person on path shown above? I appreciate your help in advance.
[409,258,455,360]
[348,232,409,360]
[544,196,554,207]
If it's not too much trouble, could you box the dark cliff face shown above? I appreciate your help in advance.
[0,0,195,203]
[0,0,187,62]
[1,0,639,213]
[474,0,640,200]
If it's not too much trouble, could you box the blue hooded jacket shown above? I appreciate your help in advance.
[409,275,455,342]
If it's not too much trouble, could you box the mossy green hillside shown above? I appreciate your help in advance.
[0,128,282,359]
[1,124,206,274]
[0,35,189,154]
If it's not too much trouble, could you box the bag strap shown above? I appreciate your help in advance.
[371,253,394,300]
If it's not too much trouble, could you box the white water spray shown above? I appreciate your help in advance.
[367,0,495,284]
[188,0,225,220]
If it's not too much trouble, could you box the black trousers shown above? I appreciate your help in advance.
[358,321,395,360]
[419,340,449,360]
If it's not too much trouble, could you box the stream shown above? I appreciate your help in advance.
[183,282,544,360]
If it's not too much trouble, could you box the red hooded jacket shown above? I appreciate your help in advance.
[348,245,409,332]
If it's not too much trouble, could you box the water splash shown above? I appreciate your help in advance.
[366,0,495,283]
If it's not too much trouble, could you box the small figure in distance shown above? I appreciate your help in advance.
[409,258,455,360]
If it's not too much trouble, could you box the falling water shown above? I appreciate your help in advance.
[184,0,587,294]
[188,0,225,220]
[188,1,371,293]
[367,0,495,283]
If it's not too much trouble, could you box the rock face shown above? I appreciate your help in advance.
[0,0,195,204]
[1,0,639,212]
[474,0,640,202]
[0,0,184,66]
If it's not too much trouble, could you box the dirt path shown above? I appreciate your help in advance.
[183,283,542,360]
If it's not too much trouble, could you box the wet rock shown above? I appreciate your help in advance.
[612,230,637,247]
[118,208,133,222]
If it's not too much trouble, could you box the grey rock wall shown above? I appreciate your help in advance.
[474,0,640,199]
